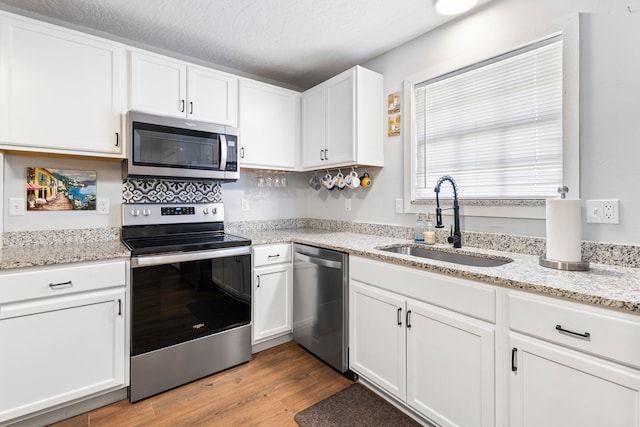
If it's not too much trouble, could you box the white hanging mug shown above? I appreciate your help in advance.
[345,171,360,189]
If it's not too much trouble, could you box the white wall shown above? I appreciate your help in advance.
[3,154,122,231]
[222,170,309,222]
[305,0,640,244]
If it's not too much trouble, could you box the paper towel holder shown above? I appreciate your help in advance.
[539,256,590,271]
[540,185,590,271]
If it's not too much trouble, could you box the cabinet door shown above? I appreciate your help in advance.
[0,15,124,156]
[510,333,640,427]
[0,289,125,423]
[253,263,293,343]
[349,280,406,400]
[187,66,237,126]
[301,84,327,169]
[129,50,186,118]
[239,80,299,170]
[324,69,356,167]
[407,299,495,427]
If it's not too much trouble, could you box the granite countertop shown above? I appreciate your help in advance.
[240,228,640,315]
[0,240,130,271]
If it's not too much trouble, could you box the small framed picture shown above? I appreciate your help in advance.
[26,167,97,211]
[388,92,400,114]
[388,114,401,137]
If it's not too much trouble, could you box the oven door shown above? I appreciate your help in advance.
[130,246,251,357]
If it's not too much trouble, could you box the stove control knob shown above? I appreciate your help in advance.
[130,209,140,217]
[212,208,217,215]
[203,207,210,215]
[142,209,151,216]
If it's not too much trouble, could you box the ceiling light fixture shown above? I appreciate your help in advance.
[433,0,479,15]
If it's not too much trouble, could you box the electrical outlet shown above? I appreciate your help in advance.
[97,197,110,214]
[395,198,403,213]
[9,198,25,216]
[345,199,352,212]
[586,199,619,224]
[241,198,250,212]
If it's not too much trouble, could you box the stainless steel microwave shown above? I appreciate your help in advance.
[124,111,239,181]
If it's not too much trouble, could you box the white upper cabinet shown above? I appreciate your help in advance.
[238,79,300,170]
[301,66,384,170]
[0,12,125,157]
[129,50,238,126]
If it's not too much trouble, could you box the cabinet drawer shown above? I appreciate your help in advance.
[253,244,291,267]
[0,260,126,304]
[508,291,640,369]
[350,257,495,323]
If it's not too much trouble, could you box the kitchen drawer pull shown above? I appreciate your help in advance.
[397,307,402,326]
[49,280,73,289]
[406,310,412,328]
[267,254,280,259]
[256,275,261,288]
[511,347,518,372]
[556,324,591,339]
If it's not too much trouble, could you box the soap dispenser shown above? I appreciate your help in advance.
[424,214,436,245]
[414,213,426,243]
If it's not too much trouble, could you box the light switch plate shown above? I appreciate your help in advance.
[97,197,110,214]
[9,198,25,216]
[241,198,250,212]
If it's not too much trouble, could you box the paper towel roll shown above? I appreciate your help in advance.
[546,198,582,262]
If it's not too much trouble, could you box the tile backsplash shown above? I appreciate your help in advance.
[122,178,222,204]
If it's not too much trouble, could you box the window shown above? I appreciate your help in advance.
[410,36,563,201]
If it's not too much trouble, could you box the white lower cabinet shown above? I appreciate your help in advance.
[252,244,293,344]
[0,260,127,424]
[350,281,407,399]
[507,290,640,427]
[349,257,496,426]
[509,333,640,427]
[407,300,495,427]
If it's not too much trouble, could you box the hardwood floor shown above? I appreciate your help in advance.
[50,341,353,427]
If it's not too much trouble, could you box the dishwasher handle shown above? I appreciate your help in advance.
[294,251,343,270]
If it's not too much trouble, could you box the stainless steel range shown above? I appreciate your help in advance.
[121,202,252,402]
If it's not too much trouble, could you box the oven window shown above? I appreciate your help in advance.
[132,122,221,170]
[131,255,251,356]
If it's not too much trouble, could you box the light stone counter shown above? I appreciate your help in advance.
[0,241,130,270]
[241,228,640,315]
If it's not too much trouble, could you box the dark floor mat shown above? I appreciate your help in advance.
[294,383,423,427]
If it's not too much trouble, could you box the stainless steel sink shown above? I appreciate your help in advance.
[378,245,512,267]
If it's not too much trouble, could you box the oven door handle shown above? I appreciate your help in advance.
[132,246,251,268]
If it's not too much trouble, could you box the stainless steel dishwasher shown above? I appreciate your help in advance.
[293,243,349,375]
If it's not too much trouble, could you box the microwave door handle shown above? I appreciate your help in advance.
[219,134,228,170]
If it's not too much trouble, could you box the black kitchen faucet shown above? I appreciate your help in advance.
[434,175,462,248]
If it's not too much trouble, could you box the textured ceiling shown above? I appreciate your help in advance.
[0,0,491,90]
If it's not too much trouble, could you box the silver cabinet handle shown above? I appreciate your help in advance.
[189,101,194,115]
[324,149,328,160]
[320,149,325,161]
[267,254,280,259]
[49,280,73,289]
[256,275,261,288]
[180,99,185,112]
[406,310,412,328]
[115,132,119,147]
[397,307,402,326]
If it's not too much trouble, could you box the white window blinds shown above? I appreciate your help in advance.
[412,37,563,200]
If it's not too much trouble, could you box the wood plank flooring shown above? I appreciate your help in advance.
[50,341,353,427]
